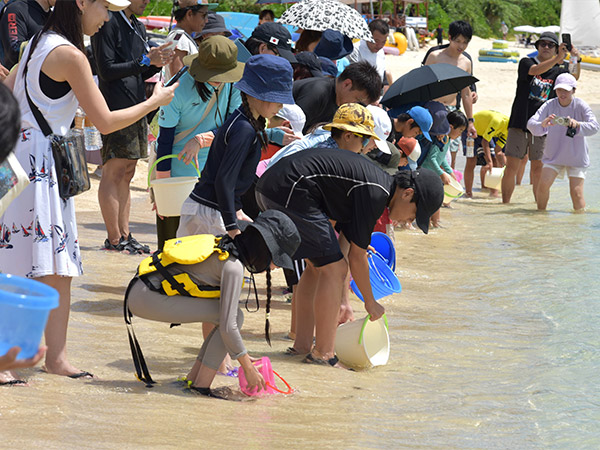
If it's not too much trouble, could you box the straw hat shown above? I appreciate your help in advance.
[183,36,244,83]
[323,103,379,140]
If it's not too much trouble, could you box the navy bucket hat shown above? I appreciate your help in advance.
[314,29,353,60]
[234,54,294,104]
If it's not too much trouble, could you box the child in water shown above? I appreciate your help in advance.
[527,73,599,211]
[125,211,300,400]
[421,109,467,227]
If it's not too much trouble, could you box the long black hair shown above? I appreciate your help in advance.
[24,0,86,80]
[240,92,268,150]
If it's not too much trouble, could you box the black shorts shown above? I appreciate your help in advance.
[255,192,343,267]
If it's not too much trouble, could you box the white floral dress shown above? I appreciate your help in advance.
[0,32,82,278]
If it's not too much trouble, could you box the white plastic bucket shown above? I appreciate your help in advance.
[148,155,200,217]
[335,315,390,369]
[484,167,505,190]
[443,177,464,202]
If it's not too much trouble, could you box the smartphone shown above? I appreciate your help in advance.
[164,65,188,87]
[562,33,572,51]
[163,33,182,51]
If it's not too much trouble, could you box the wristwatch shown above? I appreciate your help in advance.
[138,54,151,67]
[468,118,475,123]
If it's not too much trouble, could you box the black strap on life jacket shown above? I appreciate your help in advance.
[123,276,156,387]
[150,251,190,297]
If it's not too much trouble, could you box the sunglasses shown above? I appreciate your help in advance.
[538,41,557,49]
[352,132,371,148]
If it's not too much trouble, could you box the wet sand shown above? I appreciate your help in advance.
[2,36,599,449]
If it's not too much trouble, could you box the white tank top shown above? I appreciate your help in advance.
[13,32,79,136]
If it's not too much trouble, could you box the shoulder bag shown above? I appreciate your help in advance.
[23,33,90,200]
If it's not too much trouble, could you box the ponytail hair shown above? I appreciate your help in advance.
[264,268,272,345]
[241,92,269,150]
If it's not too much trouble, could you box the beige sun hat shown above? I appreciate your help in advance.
[107,0,130,11]
[322,103,379,140]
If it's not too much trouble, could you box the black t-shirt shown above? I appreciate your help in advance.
[256,148,394,249]
[0,0,49,69]
[91,11,159,111]
[293,76,338,134]
[507,56,569,130]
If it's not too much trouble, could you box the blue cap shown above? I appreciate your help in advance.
[406,106,433,142]
[424,101,450,136]
[318,56,338,77]
[314,29,353,61]
[234,54,294,104]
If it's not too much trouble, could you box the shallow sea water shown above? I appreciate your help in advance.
[1,110,599,449]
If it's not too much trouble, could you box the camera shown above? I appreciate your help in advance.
[566,126,577,138]
[552,116,570,126]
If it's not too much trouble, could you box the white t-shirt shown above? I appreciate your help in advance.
[164,28,198,79]
[348,40,386,80]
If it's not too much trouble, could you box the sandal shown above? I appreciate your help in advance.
[102,238,139,255]
[68,371,94,379]
[284,346,301,356]
[302,352,343,368]
[188,386,252,402]
[126,233,151,254]
[0,379,28,386]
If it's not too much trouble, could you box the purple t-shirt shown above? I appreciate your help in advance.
[527,97,599,168]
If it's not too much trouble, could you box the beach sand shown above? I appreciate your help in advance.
[2,36,599,448]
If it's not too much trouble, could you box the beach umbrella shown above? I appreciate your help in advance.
[277,0,373,42]
[381,63,478,108]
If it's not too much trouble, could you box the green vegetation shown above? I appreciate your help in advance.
[144,0,562,38]
[428,0,561,38]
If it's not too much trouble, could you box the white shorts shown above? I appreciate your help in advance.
[176,198,226,237]
[543,164,586,180]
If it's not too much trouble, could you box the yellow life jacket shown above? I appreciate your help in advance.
[137,234,237,298]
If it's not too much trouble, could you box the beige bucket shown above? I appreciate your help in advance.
[484,167,505,190]
[443,177,464,203]
[335,315,390,369]
[148,155,200,217]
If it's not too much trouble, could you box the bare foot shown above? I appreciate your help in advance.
[41,361,94,379]
[464,191,473,198]
[0,370,28,386]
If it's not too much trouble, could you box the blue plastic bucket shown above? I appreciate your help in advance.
[370,232,396,271]
[350,253,401,302]
[0,274,59,359]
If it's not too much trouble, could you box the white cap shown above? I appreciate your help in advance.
[367,105,392,154]
[554,73,577,91]
[107,0,131,11]
[275,104,306,137]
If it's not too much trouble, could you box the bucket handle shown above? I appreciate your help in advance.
[267,370,293,395]
[359,314,388,345]
[147,154,201,188]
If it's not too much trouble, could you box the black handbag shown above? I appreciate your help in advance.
[23,33,90,200]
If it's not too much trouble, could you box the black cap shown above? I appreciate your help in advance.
[238,210,300,270]
[411,168,444,234]
[251,22,297,64]
[294,51,324,77]
[535,31,559,47]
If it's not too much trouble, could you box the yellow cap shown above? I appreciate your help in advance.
[322,103,379,140]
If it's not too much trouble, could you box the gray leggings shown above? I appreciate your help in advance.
[127,279,244,371]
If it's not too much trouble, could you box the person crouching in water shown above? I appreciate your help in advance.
[125,210,300,399]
